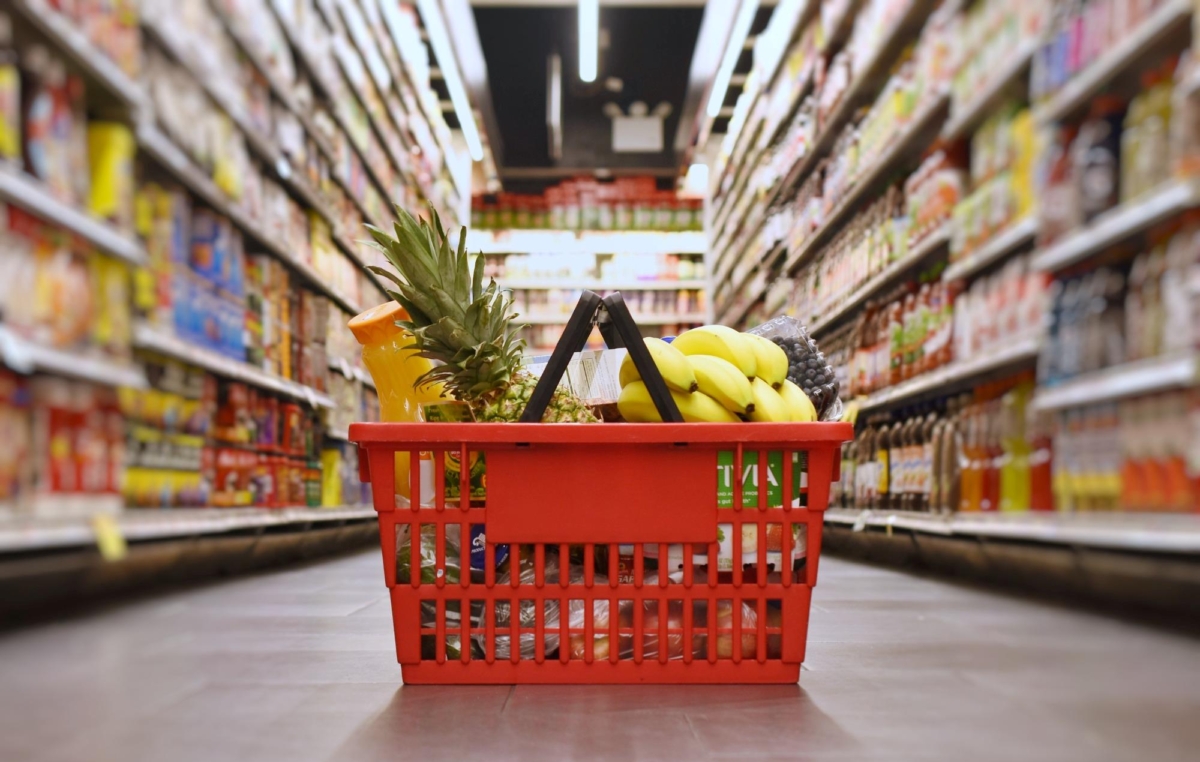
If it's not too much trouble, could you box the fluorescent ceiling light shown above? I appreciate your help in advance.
[682,162,709,196]
[416,0,485,161]
[705,0,759,119]
[579,0,598,82]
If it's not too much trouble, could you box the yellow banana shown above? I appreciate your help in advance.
[618,381,738,423]
[618,337,698,393]
[686,354,754,415]
[747,377,791,422]
[671,325,758,379]
[743,332,789,389]
[778,379,818,422]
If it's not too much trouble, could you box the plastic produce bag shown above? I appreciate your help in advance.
[476,551,563,661]
[566,576,782,661]
[748,316,842,421]
[396,523,463,585]
[396,524,466,658]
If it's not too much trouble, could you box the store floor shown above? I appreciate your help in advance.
[2,551,1198,762]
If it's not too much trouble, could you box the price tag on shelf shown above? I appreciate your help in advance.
[91,514,127,562]
[338,358,353,380]
[852,512,868,533]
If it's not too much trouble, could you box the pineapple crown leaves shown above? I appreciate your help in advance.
[362,205,528,404]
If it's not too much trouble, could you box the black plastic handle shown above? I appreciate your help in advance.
[519,291,683,423]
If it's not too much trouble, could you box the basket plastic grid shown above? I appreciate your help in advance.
[352,421,851,684]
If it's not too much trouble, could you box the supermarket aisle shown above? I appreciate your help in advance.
[2,553,1199,762]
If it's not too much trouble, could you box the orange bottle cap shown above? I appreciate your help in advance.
[349,301,410,346]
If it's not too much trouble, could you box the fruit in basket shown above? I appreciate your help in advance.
[672,325,758,379]
[774,335,837,417]
[365,207,597,423]
[618,381,738,423]
[746,377,790,422]
[686,355,754,415]
[777,379,818,423]
[618,337,699,393]
[742,332,789,388]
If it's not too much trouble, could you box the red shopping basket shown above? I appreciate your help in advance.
[350,292,851,684]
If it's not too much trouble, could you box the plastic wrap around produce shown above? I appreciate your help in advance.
[749,316,842,420]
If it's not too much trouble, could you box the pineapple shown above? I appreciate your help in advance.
[365,207,597,423]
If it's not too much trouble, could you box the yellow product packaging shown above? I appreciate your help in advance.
[87,122,135,230]
[321,448,343,508]
[349,302,444,505]
[0,49,19,163]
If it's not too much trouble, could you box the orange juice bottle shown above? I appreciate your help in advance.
[349,301,445,504]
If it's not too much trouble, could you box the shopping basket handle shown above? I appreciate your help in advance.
[518,291,683,422]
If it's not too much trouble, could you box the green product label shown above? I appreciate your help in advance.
[717,451,807,508]
[423,402,487,501]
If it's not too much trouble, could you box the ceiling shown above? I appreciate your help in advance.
[468,2,704,192]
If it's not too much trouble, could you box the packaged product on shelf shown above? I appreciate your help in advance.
[27,378,124,516]
[1075,96,1126,223]
[0,13,20,165]
[86,122,135,231]
[0,370,31,514]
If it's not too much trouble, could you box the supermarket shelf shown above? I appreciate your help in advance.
[1033,0,1192,126]
[341,0,461,201]
[11,0,145,109]
[712,210,767,288]
[214,9,341,172]
[499,280,708,291]
[807,223,952,337]
[326,357,375,389]
[1031,179,1200,273]
[784,90,950,275]
[133,323,335,409]
[137,123,363,316]
[0,506,376,554]
[857,336,1041,412]
[770,0,939,210]
[1032,353,1199,412]
[267,3,399,220]
[142,16,348,239]
[943,41,1037,141]
[0,168,147,266]
[0,327,149,389]
[944,216,1039,283]
[467,230,707,256]
[522,313,708,326]
[825,508,1200,554]
[757,0,816,95]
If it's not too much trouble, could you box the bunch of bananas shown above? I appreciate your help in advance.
[617,325,819,423]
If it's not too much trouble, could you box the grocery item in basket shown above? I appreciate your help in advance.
[364,207,597,423]
[566,589,781,661]
[742,332,789,388]
[748,316,842,420]
[617,380,738,423]
[485,552,562,661]
[712,599,780,659]
[715,523,807,577]
[617,337,699,393]
[421,401,486,503]
[672,325,759,379]
[747,377,791,422]
[686,355,754,415]
[349,301,444,504]
[396,522,509,585]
